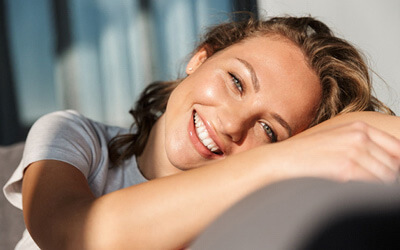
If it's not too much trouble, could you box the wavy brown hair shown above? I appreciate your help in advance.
[108,14,394,166]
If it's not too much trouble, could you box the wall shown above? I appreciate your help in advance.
[258,0,400,114]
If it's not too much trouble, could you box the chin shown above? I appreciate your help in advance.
[165,146,205,171]
[167,155,203,171]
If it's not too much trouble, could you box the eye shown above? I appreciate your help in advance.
[260,122,277,143]
[229,73,243,94]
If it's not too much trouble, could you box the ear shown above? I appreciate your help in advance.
[186,47,209,75]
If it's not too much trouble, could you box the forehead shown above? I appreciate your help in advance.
[222,35,322,133]
[225,35,309,69]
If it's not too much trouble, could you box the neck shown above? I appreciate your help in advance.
[137,115,181,179]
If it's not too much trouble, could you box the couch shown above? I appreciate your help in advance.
[0,142,25,250]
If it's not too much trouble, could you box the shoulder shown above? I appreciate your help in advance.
[32,110,128,140]
[30,110,91,135]
[33,110,98,131]
[23,110,128,175]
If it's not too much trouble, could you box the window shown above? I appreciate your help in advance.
[0,0,258,145]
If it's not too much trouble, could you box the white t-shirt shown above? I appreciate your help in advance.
[3,110,147,249]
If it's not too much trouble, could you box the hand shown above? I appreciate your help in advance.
[274,121,400,183]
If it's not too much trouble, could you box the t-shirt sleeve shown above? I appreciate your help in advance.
[3,110,104,209]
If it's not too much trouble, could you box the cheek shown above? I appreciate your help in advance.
[186,74,227,105]
[204,86,217,99]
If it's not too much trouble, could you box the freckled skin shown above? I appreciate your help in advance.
[138,36,321,179]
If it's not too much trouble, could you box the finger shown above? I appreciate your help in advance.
[355,140,398,183]
[366,125,400,159]
[339,159,381,183]
[368,140,400,173]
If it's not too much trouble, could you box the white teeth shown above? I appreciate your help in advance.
[194,112,221,153]
[198,131,208,140]
[202,138,213,146]
[196,124,205,132]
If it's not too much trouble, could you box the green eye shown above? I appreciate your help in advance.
[261,122,277,142]
[229,73,243,93]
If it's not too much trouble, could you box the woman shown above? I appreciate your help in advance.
[4,16,400,249]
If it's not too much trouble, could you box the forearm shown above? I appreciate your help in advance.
[23,148,282,250]
[85,146,281,249]
[295,111,400,139]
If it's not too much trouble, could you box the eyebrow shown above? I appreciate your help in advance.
[272,113,293,137]
[235,57,260,92]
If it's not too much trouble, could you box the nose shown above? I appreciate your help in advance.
[217,106,252,143]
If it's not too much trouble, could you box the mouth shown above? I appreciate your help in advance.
[193,112,223,155]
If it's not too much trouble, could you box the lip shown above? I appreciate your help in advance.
[188,110,224,159]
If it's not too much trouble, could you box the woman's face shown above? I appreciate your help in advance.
[161,35,321,172]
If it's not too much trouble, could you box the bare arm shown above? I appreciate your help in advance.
[23,148,278,249]
[22,112,400,249]
[295,111,400,139]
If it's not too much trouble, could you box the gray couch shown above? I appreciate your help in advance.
[192,178,400,249]
[1,143,25,250]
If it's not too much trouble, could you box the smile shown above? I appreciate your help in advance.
[193,112,222,154]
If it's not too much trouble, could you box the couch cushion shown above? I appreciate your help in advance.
[0,142,25,249]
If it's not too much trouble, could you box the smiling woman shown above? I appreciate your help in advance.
[152,35,321,174]
[3,15,400,249]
